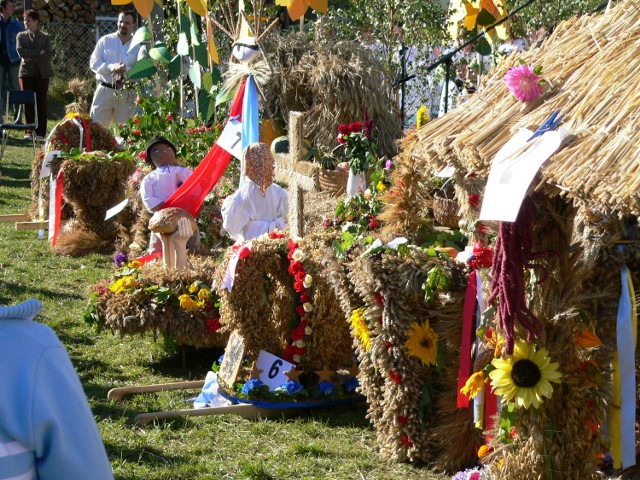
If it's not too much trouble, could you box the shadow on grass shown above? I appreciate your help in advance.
[0,163,31,179]
[0,283,84,303]
[146,345,222,378]
[1,178,32,189]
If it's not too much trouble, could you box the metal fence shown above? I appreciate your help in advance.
[42,17,117,80]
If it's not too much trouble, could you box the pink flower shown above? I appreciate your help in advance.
[504,64,544,102]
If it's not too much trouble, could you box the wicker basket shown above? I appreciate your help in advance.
[319,168,349,197]
[432,196,460,229]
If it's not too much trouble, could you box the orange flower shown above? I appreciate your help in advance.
[575,328,603,348]
[478,444,493,458]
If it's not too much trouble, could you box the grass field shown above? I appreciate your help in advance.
[0,126,448,480]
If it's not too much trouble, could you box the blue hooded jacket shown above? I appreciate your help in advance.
[0,299,113,480]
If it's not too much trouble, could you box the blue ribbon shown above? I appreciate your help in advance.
[616,244,636,468]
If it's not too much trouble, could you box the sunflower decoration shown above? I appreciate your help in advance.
[489,340,562,409]
[405,321,438,366]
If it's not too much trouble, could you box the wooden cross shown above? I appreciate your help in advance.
[274,111,320,238]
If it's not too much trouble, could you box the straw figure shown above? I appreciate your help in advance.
[53,151,136,256]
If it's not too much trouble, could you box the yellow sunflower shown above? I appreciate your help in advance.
[489,340,562,409]
[405,321,438,366]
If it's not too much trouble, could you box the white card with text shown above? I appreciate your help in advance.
[216,118,243,160]
[256,350,295,391]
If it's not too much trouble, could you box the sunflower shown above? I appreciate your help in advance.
[489,340,562,409]
[405,321,438,366]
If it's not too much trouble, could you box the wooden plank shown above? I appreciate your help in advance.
[16,221,47,231]
[107,380,205,402]
[0,214,29,222]
[134,404,283,426]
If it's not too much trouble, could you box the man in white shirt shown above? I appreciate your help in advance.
[89,10,142,127]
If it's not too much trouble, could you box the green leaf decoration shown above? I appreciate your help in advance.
[476,8,496,26]
[127,57,157,80]
[190,19,201,47]
[476,36,492,56]
[130,26,151,48]
[189,62,202,89]
[202,71,214,92]
[177,32,189,56]
[533,65,544,75]
[194,42,208,67]
[179,7,190,35]
[149,43,171,64]
[215,85,236,106]
[168,54,182,79]
[199,87,215,124]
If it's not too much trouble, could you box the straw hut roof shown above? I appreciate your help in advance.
[402,0,640,216]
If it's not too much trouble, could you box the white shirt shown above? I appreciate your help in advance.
[140,165,192,212]
[90,32,141,83]
[221,180,289,242]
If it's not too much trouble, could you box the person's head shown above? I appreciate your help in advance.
[146,136,177,168]
[23,9,38,32]
[0,0,14,18]
[243,142,275,193]
[117,10,136,39]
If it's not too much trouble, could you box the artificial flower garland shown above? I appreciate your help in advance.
[285,236,314,364]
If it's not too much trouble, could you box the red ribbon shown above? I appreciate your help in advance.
[135,251,162,265]
[163,78,247,217]
[457,269,477,408]
[51,166,64,247]
[80,119,92,151]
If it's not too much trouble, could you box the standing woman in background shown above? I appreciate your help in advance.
[16,9,52,139]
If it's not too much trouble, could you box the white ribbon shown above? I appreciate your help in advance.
[220,241,253,292]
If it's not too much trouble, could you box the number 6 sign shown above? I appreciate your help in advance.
[256,350,295,391]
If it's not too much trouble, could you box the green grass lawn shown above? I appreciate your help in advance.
[0,127,448,480]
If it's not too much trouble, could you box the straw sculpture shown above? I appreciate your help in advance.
[53,152,136,256]
[397,0,640,218]
[261,33,403,158]
[29,117,120,222]
[213,232,353,372]
[90,256,227,349]
[330,244,482,469]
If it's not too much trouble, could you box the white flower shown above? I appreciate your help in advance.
[292,354,302,362]
[292,249,306,262]
[303,302,313,312]
[304,326,313,335]
[293,236,303,243]
[303,274,313,288]
[294,339,305,348]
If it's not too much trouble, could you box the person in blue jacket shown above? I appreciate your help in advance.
[0,299,114,480]
[0,0,24,119]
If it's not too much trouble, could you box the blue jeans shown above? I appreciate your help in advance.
[0,61,21,120]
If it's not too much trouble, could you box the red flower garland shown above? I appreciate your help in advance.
[284,238,313,364]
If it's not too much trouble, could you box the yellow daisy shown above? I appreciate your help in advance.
[460,371,485,399]
[489,340,562,409]
[405,321,438,366]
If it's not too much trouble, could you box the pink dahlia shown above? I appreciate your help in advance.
[504,64,544,102]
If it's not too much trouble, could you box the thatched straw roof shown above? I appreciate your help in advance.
[403,0,640,216]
